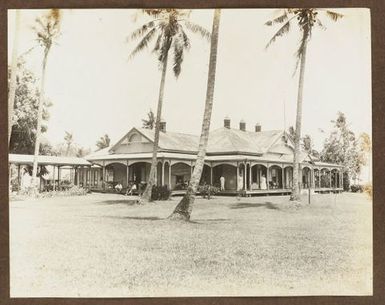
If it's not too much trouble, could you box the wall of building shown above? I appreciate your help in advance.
[113,142,154,154]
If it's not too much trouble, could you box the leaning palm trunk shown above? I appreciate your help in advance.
[140,52,169,203]
[31,48,50,193]
[290,37,308,201]
[169,9,221,221]
[8,11,20,146]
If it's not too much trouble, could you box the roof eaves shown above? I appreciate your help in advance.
[206,151,264,156]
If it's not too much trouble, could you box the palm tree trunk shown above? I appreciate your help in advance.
[169,9,221,221]
[8,10,21,147]
[290,37,308,201]
[31,48,49,193]
[140,51,169,203]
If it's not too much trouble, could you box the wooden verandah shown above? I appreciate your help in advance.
[9,154,92,192]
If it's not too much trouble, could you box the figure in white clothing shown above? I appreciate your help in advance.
[220,176,225,191]
[115,182,123,193]
[237,173,243,191]
[260,174,267,190]
[20,167,31,191]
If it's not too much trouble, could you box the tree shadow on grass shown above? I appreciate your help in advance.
[230,202,279,210]
[96,199,139,205]
[190,218,231,224]
[102,215,163,221]
[101,215,231,224]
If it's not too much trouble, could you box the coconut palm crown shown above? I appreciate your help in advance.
[32,9,61,54]
[266,9,343,71]
[128,9,210,77]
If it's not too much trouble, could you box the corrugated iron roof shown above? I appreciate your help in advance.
[9,154,91,166]
[207,127,283,154]
[115,127,284,155]
[138,128,199,152]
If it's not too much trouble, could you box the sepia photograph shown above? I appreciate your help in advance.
[7,7,372,297]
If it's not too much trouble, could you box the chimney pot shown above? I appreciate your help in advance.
[240,120,246,131]
[160,121,166,132]
[224,116,231,129]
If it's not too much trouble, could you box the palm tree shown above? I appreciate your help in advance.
[64,131,73,156]
[265,9,343,201]
[169,9,221,221]
[96,134,111,150]
[31,9,61,193]
[142,109,155,129]
[128,9,210,203]
[8,10,21,146]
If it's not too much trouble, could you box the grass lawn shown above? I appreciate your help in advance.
[10,192,372,297]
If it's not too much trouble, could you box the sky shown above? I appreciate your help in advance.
[8,8,371,153]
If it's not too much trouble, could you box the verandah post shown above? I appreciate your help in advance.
[161,160,165,186]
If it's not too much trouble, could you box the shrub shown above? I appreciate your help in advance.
[197,184,219,199]
[151,185,171,201]
[350,184,363,193]
[10,178,20,192]
[38,185,88,198]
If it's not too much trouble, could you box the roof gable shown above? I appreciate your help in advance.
[109,127,153,153]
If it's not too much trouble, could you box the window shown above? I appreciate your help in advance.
[128,133,141,142]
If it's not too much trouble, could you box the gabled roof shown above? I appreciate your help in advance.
[89,126,294,159]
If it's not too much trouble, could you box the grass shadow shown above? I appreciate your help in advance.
[96,199,139,205]
[102,215,163,221]
[190,218,231,224]
[230,202,279,210]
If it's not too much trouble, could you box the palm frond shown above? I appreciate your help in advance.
[157,36,172,66]
[172,37,184,77]
[180,27,191,50]
[143,9,164,18]
[128,27,157,60]
[34,17,46,31]
[293,28,310,75]
[184,20,210,41]
[325,10,344,22]
[265,11,288,26]
[128,21,155,42]
[265,19,291,49]
[316,18,326,30]
[152,34,163,53]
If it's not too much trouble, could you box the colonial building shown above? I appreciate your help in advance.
[80,118,343,195]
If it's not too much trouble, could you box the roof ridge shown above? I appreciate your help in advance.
[137,127,199,137]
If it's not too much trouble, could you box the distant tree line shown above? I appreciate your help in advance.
[288,111,369,190]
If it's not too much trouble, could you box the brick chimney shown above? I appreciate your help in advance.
[255,123,261,132]
[239,120,246,131]
[160,121,166,133]
[224,116,231,129]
